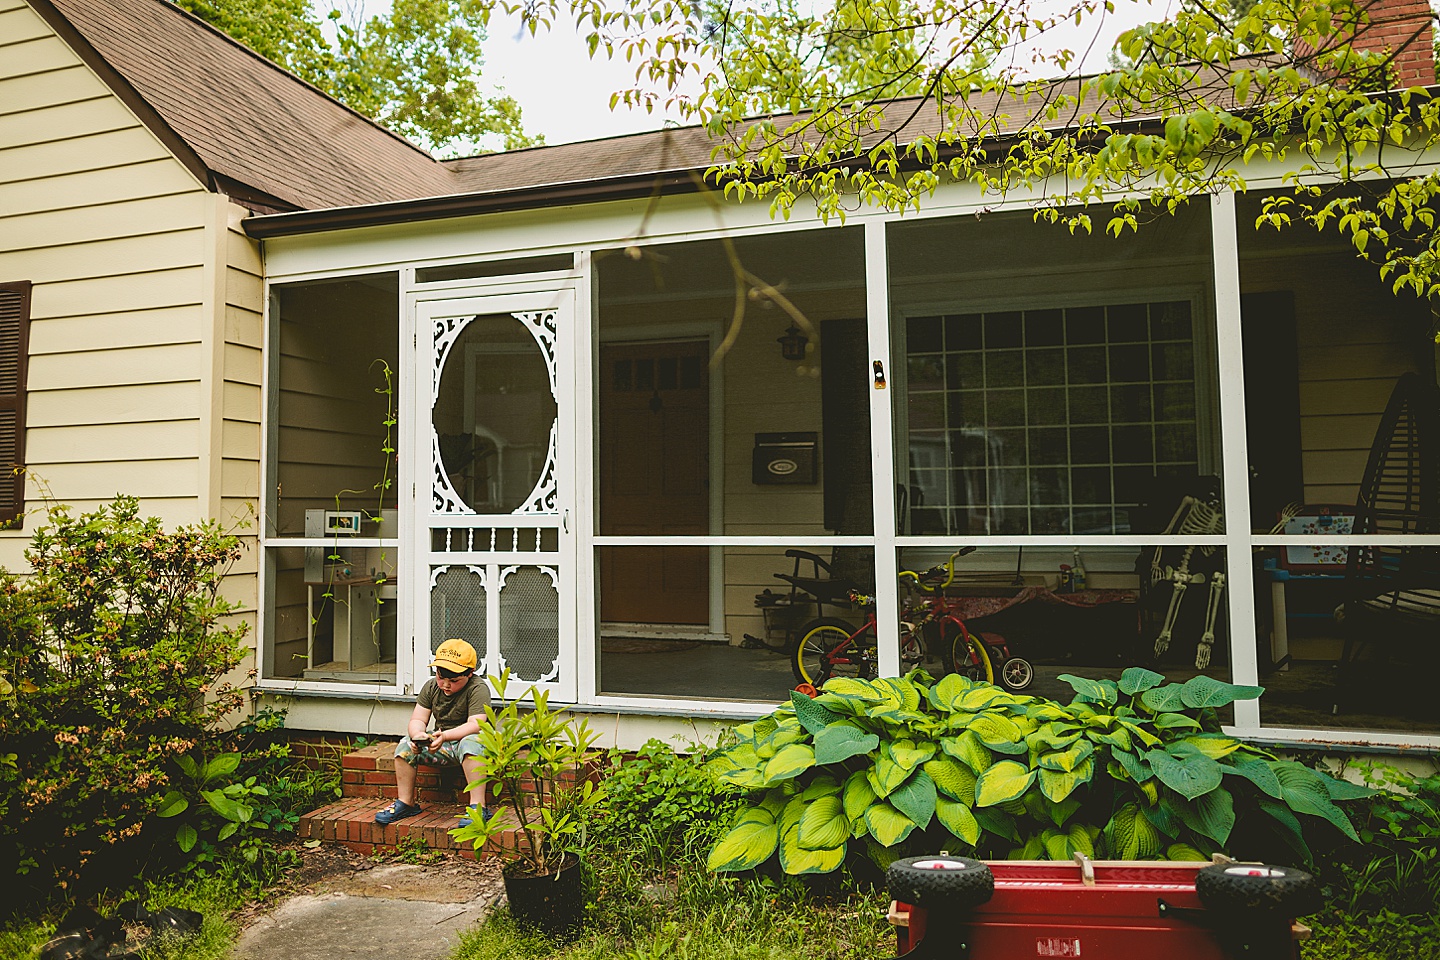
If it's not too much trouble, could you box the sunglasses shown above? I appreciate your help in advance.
[435,666,471,680]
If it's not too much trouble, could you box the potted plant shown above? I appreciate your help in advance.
[450,670,605,936]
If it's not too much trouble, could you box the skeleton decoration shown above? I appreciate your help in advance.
[1151,496,1226,669]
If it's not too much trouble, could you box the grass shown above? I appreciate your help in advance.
[0,870,249,960]
[453,853,893,960]
[1303,912,1440,960]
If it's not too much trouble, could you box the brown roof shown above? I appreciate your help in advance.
[37,0,455,210]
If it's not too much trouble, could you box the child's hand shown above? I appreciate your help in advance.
[427,732,445,751]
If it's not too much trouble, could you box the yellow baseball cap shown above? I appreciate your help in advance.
[430,638,477,673]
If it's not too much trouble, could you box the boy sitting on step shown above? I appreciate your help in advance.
[374,638,491,826]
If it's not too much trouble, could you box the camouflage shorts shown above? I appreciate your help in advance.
[394,733,483,766]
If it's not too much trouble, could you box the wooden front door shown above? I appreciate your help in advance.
[599,340,709,624]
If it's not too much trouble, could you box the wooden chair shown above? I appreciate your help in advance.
[1333,373,1440,713]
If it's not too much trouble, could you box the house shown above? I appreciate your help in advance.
[4,0,1437,754]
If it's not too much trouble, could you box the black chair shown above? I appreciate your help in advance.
[1333,373,1440,712]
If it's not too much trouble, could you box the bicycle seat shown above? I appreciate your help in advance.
[775,573,856,607]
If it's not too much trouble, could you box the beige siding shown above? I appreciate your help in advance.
[0,4,261,659]
[1240,251,1431,506]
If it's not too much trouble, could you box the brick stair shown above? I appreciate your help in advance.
[298,742,526,860]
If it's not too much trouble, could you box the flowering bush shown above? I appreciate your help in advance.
[0,497,248,893]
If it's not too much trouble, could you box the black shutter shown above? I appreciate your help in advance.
[0,282,31,525]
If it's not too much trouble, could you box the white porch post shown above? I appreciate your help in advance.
[1210,193,1261,730]
[865,221,901,677]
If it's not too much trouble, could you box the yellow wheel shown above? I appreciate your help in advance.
[947,630,994,684]
[794,617,870,686]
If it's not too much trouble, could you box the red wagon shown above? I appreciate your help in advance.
[887,855,1318,960]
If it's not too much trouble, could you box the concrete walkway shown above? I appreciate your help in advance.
[233,860,504,960]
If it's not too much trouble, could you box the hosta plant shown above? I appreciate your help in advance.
[704,669,1370,875]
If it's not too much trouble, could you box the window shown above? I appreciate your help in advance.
[900,301,1208,535]
[0,281,31,526]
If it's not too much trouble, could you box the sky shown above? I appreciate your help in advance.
[475,0,1179,146]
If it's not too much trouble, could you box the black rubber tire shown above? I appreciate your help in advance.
[1196,863,1322,918]
[888,855,994,909]
[793,617,868,685]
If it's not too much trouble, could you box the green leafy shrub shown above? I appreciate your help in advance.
[589,739,744,868]
[0,497,248,892]
[1316,761,1440,919]
[704,669,1370,876]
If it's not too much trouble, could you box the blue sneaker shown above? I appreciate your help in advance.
[456,807,494,829]
[375,800,422,824]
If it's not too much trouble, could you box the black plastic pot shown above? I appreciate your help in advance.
[503,855,584,937]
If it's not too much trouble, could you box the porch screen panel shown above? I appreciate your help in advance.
[498,565,560,683]
[430,565,487,662]
[888,209,1222,537]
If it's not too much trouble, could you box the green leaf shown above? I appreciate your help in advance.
[842,769,878,824]
[813,725,880,765]
[763,743,816,782]
[1049,796,1082,828]
[707,807,779,871]
[201,789,246,823]
[1166,842,1209,861]
[1057,674,1117,705]
[203,752,241,782]
[1222,756,1283,799]
[790,690,844,736]
[1106,802,1165,859]
[1319,771,1374,801]
[923,756,977,804]
[975,760,1035,807]
[176,823,198,853]
[797,796,850,850]
[1151,713,1201,731]
[1038,739,1094,773]
[1179,675,1264,709]
[864,801,918,846]
[155,791,189,819]
[873,741,933,797]
[177,755,198,779]
[1038,758,1095,803]
[1257,796,1313,863]
[1113,748,1153,783]
[974,806,1018,842]
[1272,762,1359,841]
[1147,749,1223,801]
[1179,735,1241,759]
[934,797,980,845]
[1140,684,1187,712]
[1190,785,1236,844]
[967,713,1024,751]
[889,771,937,830]
[1118,667,1166,695]
[940,730,994,775]
[217,821,238,842]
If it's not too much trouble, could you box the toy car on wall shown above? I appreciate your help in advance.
[886,854,1319,959]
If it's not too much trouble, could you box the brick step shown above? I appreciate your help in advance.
[340,741,494,806]
[297,796,531,861]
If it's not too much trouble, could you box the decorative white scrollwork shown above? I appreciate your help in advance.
[430,310,559,516]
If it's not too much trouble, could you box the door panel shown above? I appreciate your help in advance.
[416,290,574,698]
[599,340,709,624]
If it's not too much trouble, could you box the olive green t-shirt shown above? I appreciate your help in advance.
[416,677,491,731]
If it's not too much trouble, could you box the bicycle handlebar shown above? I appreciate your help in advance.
[897,546,979,593]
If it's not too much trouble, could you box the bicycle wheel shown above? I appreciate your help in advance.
[794,617,871,686]
[946,628,994,684]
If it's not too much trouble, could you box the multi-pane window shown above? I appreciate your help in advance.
[902,301,1203,536]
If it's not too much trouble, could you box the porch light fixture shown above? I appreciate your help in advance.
[777,324,808,361]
